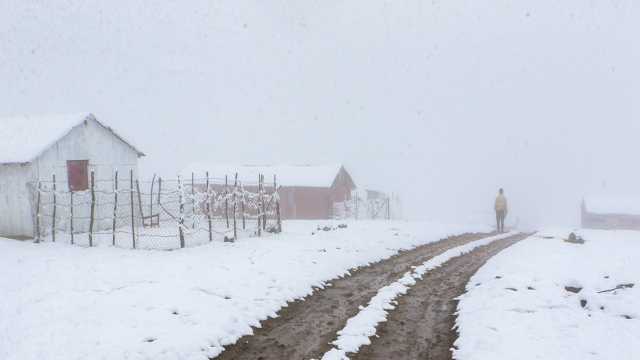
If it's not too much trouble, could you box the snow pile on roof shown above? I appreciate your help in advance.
[182,163,345,187]
[0,113,93,164]
[454,230,640,360]
[584,195,640,215]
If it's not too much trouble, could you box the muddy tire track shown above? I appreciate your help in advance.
[214,232,494,360]
[349,233,527,360]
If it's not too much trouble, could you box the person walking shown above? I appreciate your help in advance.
[494,188,508,233]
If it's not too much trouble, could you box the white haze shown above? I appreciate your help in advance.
[1,1,638,228]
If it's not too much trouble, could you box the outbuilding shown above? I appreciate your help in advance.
[0,113,144,238]
[581,196,640,230]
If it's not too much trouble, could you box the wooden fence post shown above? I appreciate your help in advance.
[206,172,212,242]
[89,171,95,247]
[225,175,229,228]
[241,182,246,230]
[150,174,156,222]
[233,173,238,241]
[178,176,185,248]
[387,196,391,220]
[257,174,262,237]
[52,174,57,242]
[274,175,281,233]
[69,190,74,245]
[113,171,118,246]
[136,180,144,225]
[191,172,196,229]
[261,174,266,231]
[130,169,136,249]
[35,181,41,243]
[157,177,162,206]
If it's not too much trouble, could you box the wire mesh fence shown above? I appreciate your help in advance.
[334,193,394,220]
[32,171,282,249]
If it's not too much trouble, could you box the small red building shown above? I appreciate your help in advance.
[184,164,357,220]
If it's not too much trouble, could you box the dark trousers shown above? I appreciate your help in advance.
[496,210,506,233]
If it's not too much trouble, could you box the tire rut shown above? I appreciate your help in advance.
[349,233,528,360]
[214,232,494,360]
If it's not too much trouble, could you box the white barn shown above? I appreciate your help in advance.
[0,113,144,239]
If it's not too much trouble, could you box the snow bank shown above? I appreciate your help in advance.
[321,232,516,360]
[454,229,640,360]
[0,220,489,360]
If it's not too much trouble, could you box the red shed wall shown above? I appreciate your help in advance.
[279,187,332,219]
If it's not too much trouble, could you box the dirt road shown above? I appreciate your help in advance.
[214,232,524,360]
[350,233,527,360]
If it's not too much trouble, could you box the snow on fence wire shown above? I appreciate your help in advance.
[333,194,393,221]
[31,171,282,250]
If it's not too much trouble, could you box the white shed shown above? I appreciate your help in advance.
[0,113,144,239]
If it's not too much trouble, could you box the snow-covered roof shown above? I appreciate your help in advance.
[182,163,349,188]
[0,113,143,164]
[583,196,640,216]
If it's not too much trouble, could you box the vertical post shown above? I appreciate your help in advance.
[224,175,229,228]
[113,171,118,246]
[275,175,281,233]
[261,174,267,231]
[157,177,162,205]
[387,196,391,220]
[191,172,196,229]
[51,174,57,242]
[241,182,246,231]
[136,180,144,225]
[89,171,95,247]
[233,173,238,241]
[130,169,136,249]
[257,174,262,237]
[178,176,185,248]
[149,174,156,223]
[206,172,212,242]
[69,190,74,245]
[35,181,41,243]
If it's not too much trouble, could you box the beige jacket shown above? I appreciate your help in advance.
[495,194,508,213]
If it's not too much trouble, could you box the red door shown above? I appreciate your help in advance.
[67,160,89,191]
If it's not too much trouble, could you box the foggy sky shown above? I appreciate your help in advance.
[1,0,639,228]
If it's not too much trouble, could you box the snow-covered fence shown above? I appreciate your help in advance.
[31,171,282,250]
[336,191,401,220]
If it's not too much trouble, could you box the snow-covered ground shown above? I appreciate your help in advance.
[0,220,489,360]
[455,229,640,360]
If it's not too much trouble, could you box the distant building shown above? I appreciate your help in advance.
[581,197,640,230]
[183,164,356,219]
[0,113,144,238]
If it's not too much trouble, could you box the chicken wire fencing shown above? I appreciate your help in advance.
[333,192,402,220]
[31,171,282,250]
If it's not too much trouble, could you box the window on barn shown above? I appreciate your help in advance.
[67,160,89,191]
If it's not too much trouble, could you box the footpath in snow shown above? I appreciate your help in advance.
[454,229,640,360]
[0,220,489,360]
[320,231,517,360]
